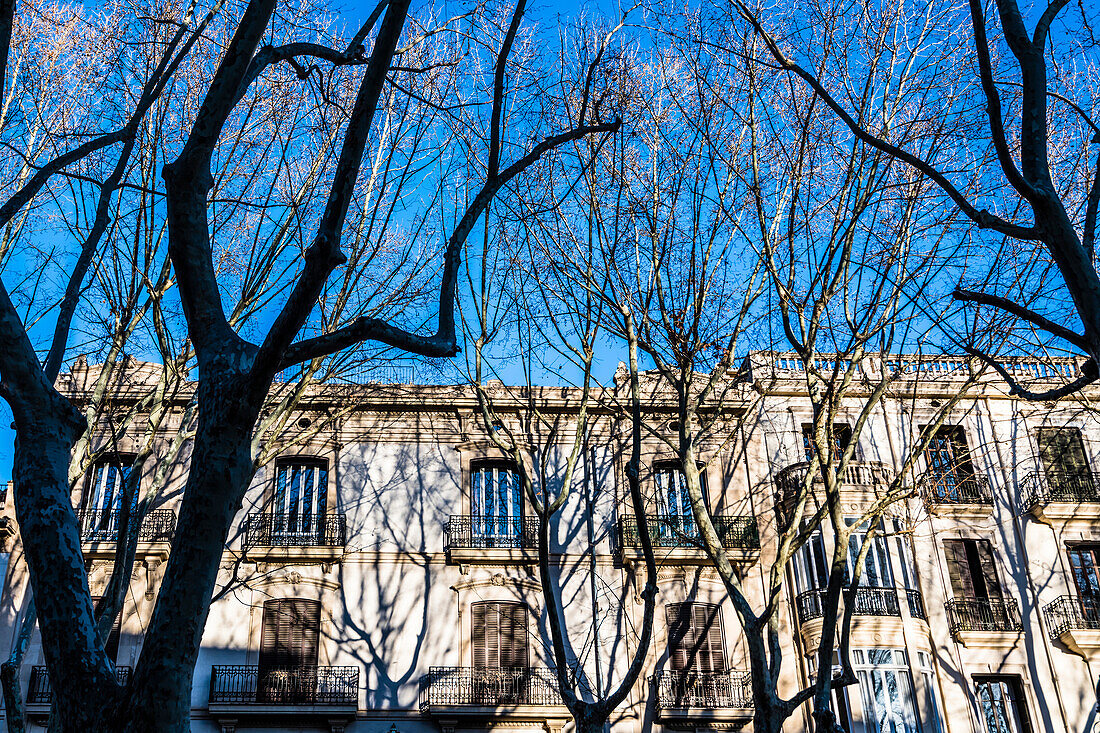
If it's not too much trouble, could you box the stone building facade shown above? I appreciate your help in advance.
[0,353,1097,733]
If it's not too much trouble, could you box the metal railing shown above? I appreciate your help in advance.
[444,516,539,550]
[618,515,759,550]
[242,513,346,548]
[418,667,560,709]
[945,598,1022,634]
[1021,470,1100,510]
[920,472,993,505]
[654,669,753,710]
[28,666,131,705]
[76,509,176,543]
[794,587,902,625]
[903,589,927,620]
[209,665,358,705]
[1043,595,1100,639]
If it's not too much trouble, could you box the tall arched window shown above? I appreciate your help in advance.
[470,461,523,545]
[271,458,328,541]
[81,455,137,539]
[258,598,321,703]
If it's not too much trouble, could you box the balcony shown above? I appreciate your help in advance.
[241,512,346,563]
[920,473,993,518]
[794,587,927,657]
[418,667,568,720]
[1044,595,1100,657]
[653,669,753,724]
[794,587,904,625]
[1020,471,1100,523]
[945,598,1023,647]
[27,665,131,715]
[208,665,358,716]
[444,516,539,565]
[774,461,893,519]
[618,514,759,566]
[77,509,176,559]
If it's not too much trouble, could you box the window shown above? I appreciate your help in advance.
[258,599,321,703]
[793,530,829,594]
[943,539,1003,601]
[272,459,328,541]
[1068,545,1100,620]
[922,426,976,501]
[846,519,917,590]
[666,603,725,672]
[916,652,944,733]
[471,601,528,669]
[654,464,705,520]
[802,422,854,462]
[1037,427,1095,499]
[470,462,523,543]
[852,649,921,733]
[82,456,136,539]
[974,676,1032,733]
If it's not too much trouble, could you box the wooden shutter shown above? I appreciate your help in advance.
[943,539,977,599]
[974,540,1003,600]
[471,602,526,669]
[1039,428,1089,476]
[260,599,321,669]
[667,603,725,673]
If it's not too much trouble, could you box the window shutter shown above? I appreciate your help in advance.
[472,604,488,668]
[975,540,1003,600]
[501,603,528,669]
[91,597,122,663]
[260,600,321,670]
[943,540,976,599]
[694,604,725,673]
[667,603,725,672]
[666,604,689,671]
[1039,428,1084,472]
[471,602,526,669]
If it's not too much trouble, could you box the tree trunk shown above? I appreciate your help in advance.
[10,406,120,731]
[119,370,262,732]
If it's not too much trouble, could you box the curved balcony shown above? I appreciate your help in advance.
[654,669,752,723]
[774,462,894,519]
[1020,471,1100,523]
[1044,595,1100,656]
[945,597,1022,647]
[617,514,759,566]
[794,587,904,625]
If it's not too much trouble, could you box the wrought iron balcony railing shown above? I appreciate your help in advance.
[1021,470,1100,510]
[76,509,176,543]
[444,516,539,550]
[241,513,346,549]
[654,669,753,710]
[418,667,561,709]
[618,515,759,550]
[903,589,927,620]
[1043,595,1100,639]
[28,665,131,705]
[920,472,993,505]
[945,597,1022,634]
[794,587,905,625]
[209,665,358,706]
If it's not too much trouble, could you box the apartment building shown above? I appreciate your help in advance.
[0,353,1097,733]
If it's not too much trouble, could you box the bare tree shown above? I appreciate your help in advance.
[0,0,619,729]
[724,0,1100,398]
